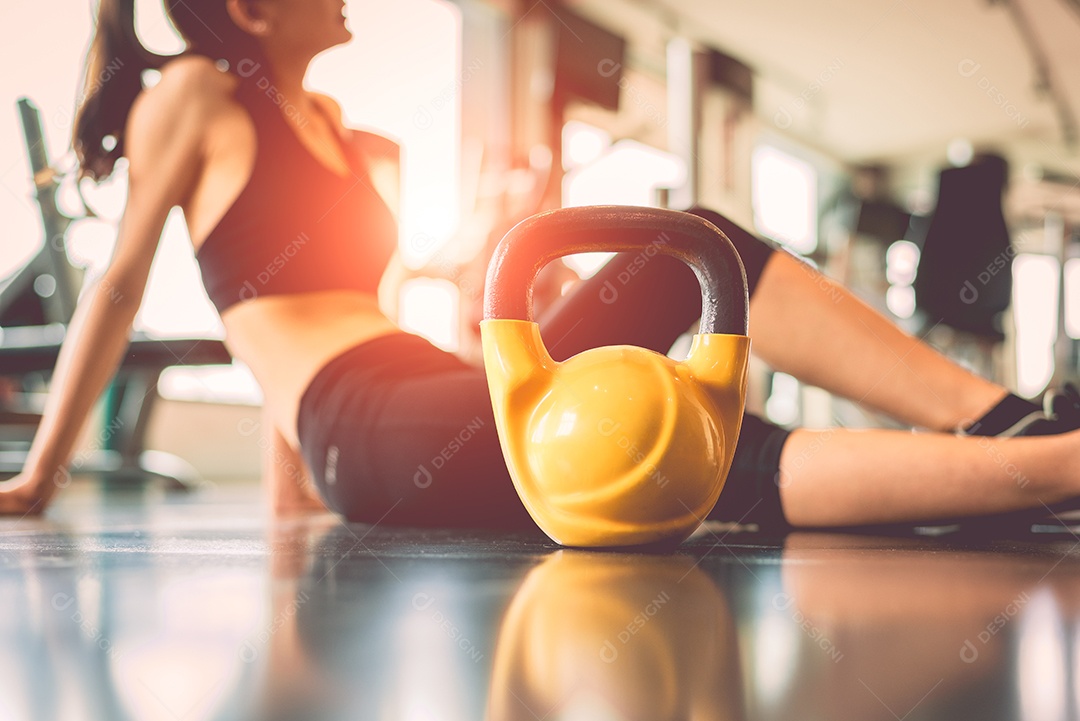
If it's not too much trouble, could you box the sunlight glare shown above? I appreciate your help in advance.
[398,278,459,351]
[563,121,610,170]
[308,0,463,270]
[563,138,685,209]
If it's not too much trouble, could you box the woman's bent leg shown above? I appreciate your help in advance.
[748,244,1008,431]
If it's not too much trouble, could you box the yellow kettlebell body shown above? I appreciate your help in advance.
[481,320,749,547]
[482,206,751,547]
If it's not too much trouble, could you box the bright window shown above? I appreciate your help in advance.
[751,145,818,254]
[1064,258,1080,340]
[1013,253,1060,398]
[561,122,686,278]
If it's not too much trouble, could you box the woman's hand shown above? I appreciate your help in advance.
[0,473,53,516]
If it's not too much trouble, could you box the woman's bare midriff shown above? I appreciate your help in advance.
[219,289,405,446]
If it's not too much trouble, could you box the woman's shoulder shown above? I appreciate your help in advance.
[132,55,238,124]
[123,55,245,183]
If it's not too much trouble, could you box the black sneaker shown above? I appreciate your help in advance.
[944,382,1080,536]
[1010,382,1080,436]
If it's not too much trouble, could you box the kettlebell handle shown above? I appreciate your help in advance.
[484,206,749,336]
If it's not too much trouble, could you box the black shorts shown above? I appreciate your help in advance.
[297,206,791,531]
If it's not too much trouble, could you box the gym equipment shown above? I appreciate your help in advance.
[480,206,750,547]
[913,154,1013,338]
[0,99,83,326]
[909,153,1014,382]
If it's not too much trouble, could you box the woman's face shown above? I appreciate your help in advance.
[259,0,352,58]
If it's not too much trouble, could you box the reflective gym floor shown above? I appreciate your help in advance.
[2,482,1079,721]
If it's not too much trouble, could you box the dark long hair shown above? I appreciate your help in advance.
[73,0,266,181]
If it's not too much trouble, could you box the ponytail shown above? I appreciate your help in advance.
[73,0,267,181]
[73,0,164,181]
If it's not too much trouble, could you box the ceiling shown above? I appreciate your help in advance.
[571,0,1080,178]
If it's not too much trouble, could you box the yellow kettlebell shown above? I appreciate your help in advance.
[480,206,750,547]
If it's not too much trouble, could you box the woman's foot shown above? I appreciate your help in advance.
[1023,383,1080,436]
[269,473,329,517]
[962,384,1080,437]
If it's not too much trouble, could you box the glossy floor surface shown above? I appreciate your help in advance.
[2,482,1079,721]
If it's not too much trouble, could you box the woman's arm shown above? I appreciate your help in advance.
[0,62,214,513]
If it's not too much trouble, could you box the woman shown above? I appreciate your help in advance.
[2,0,1078,529]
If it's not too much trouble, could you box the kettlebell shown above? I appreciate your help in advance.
[480,206,750,547]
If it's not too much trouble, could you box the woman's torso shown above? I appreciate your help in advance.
[175,57,404,444]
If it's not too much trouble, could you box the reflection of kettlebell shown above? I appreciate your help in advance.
[486,551,743,720]
[480,206,750,547]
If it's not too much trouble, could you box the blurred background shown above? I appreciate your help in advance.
[1,0,1078,482]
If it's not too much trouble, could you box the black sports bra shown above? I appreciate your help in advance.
[196,72,398,314]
